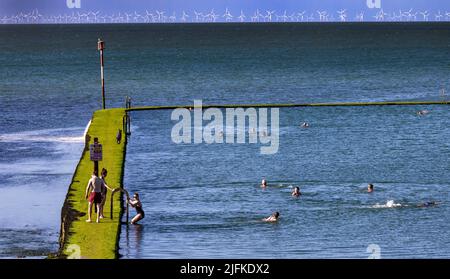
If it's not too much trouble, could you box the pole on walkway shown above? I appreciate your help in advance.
[97,38,106,109]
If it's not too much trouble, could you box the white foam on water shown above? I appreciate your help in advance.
[372,200,403,209]
[0,123,90,230]
[0,127,85,144]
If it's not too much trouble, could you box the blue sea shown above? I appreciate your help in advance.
[0,23,449,258]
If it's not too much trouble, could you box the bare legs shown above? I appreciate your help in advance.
[99,195,106,219]
[130,213,144,225]
[86,202,101,223]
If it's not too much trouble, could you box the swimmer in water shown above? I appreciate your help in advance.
[301,122,309,128]
[367,183,374,193]
[261,179,267,188]
[417,110,429,116]
[263,211,280,222]
[128,192,145,224]
[417,201,439,208]
[292,186,301,197]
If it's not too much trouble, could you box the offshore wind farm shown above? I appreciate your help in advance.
[3,7,450,24]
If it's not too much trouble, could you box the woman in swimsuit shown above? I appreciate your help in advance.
[98,168,115,219]
[128,192,145,224]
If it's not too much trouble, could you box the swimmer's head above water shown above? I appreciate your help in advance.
[292,186,301,197]
[367,184,374,193]
[417,110,429,116]
[263,211,280,222]
[261,179,267,188]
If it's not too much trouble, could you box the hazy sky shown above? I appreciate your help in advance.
[1,0,450,19]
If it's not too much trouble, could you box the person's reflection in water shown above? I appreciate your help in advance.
[123,213,144,257]
[131,223,143,257]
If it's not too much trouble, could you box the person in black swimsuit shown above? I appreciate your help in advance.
[128,192,145,224]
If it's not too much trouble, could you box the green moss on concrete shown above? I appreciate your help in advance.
[127,100,450,111]
[59,108,126,259]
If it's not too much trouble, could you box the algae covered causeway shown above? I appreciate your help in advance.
[1,21,450,259]
[59,109,126,259]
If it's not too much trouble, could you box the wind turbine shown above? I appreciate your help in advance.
[107,14,115,23]
[93,11,100,23]
[32,9,42,23]
[156,10,165,22]
[145,10,153,23]
[86,11,93,23]
[256,9,264,21]
[124,12,131,23]
[223,7,233,22]
[193,10,202,22]
[57,14,64,23]
[169,12,176,22]
[354,12,364,22]
[337,9,347,22]
[134,11,143,22]
[266,10,275,22]
[435,11,443,21]
[238,10,246,22]
[420,11,429,21]
[208,9,219,22]
[82,12,89,23]
[297,11,306,22]
[212,12,219,22]
[374,9,386,21]
[251,11,258,22]
[317,11,327,22]
[288,12,297,22]
[117,12,124,23]
[403,9,413,21]
[397,9,404,21]
[181,11,189,22]
[445,12,450,21]
[23,12,31,23]
[280,10,288,22]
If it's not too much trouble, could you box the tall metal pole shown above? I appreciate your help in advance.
[97,38,106,109]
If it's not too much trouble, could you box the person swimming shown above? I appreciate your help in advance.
[417,201,439,208]
[261,179,267,188]
[417,110,429,116]
[263,211,280,222]
[292,186,301,197]
[301,122,309,128]
[367,183,374,193]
